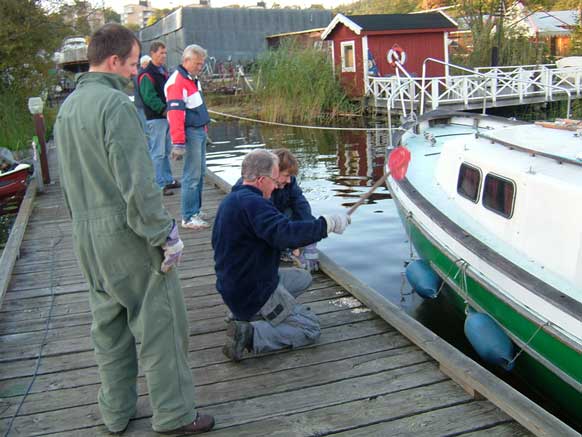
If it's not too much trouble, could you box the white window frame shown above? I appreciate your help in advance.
[340,40,356,73]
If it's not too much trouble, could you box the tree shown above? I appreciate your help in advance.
[103,7,121,24]
[146,8,174,27]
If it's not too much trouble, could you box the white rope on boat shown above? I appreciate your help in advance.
[208,109,404,132]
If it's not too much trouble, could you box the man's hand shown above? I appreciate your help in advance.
[161,221,184,273]
[323,214,351,235]
[293,243,319,272]
[171,144,186,161]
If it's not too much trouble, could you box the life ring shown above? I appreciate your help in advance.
[387,44,406,66]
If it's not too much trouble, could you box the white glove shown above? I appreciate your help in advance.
[323,214,351,235]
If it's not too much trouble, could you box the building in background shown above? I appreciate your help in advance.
[139,7,332,66]
[122,1,155,28]
[321,12,457,97]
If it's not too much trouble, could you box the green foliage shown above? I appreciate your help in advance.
[251,41,356,123]
[0,0,69,150]
[336,0,420,15]
[104,7,121,24]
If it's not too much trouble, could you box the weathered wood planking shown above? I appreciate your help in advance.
[0,151,540,437]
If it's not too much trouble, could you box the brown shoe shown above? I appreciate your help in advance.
[162,187,174,196]
[158,413,215,435]
[222,320,254,362]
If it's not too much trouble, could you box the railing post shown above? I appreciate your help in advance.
[431,78,439,110]
[548,70,553,100]
[491,73,497,103]
[576,71,580,97]
[462,77,468,106]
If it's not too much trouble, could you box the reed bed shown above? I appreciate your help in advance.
[252,41,356,124]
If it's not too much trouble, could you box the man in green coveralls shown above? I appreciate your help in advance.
[54,24,214,435]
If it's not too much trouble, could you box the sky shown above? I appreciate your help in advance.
[99,0,351,14]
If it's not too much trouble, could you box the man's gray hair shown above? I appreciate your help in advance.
[182,44,207,61]
[242,149,279,181]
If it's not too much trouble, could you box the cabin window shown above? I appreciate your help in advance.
[483,173,515,218]
[341,41,355,72]
[457,163,481,203]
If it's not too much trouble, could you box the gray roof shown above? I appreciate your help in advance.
[347,12,457,31]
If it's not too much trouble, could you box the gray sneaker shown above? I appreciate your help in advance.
[223,320,254,362]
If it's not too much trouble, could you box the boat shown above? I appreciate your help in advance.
[386,110,582,426]
[0,163,32,202]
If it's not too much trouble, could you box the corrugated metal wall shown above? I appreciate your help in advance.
[139,7,332,67]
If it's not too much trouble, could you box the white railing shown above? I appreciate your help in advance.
[368,62,581,116]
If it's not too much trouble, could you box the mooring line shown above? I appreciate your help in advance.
[208,109,404,132]
[3,226,64,437]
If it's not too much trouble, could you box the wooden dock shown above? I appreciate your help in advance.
[0,150,576,436]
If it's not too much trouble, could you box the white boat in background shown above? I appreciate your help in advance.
[387,110,582,426]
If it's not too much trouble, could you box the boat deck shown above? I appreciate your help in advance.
[0,148,570,436]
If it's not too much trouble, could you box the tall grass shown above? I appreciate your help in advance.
[252,41,356,124]
[0,86,59,154]
[0,89,35,152]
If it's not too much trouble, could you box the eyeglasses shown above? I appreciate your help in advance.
[260,175,279,185]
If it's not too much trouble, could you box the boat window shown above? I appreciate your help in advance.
[457,163,481,203]
[483,173,515,218]
[340,41,356,72]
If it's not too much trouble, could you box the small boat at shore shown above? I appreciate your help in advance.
[387,110,582,425]
[0,163,32,202]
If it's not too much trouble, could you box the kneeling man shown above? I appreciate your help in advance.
[212,149,350,361]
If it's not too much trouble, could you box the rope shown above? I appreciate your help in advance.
[507,321,550,367]
[3,227,64,437]
[208,109,405,132]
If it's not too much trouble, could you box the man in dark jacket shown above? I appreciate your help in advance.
[139,41,178,195]
[212,149,351,362]
[232,148,320,271]
[132,54,150,131]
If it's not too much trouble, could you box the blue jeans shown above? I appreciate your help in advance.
[182,127,207,221]
[251,268,320,353]
[146,119,173,188]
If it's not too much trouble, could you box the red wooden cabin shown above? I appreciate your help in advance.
[321,12,458,97]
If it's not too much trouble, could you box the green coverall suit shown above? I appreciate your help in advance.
[54,73,197,433]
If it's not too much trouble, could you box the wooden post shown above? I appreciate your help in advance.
[33,113,50,185]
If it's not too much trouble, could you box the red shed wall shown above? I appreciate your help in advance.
[367,31,447,78]
[330,25,364,97]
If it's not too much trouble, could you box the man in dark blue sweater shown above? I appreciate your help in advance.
[212,149,350,361]
[232,148,320,271]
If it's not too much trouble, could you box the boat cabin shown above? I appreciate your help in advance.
[432,121,582,289]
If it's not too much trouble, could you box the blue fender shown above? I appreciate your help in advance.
[405,259,442,299]
[464,309,516,371]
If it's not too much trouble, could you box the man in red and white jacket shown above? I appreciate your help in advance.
[165,45,211,230]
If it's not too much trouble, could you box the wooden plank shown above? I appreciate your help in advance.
[330,401,513,436]
[0,316,389,380]
[1,342,424,419]
[318,252,578,436]
[0,180,37,309]
[0,331,408,398]
[0,362,446,435]
[187,380,477,437]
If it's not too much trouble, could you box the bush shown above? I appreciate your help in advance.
[252,41,356,123]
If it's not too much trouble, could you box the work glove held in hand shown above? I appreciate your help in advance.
[302,243,320,272]
[292,243,319,272]
[161,221,184,272]
[323,214,351,235]
[171,144,186,161]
